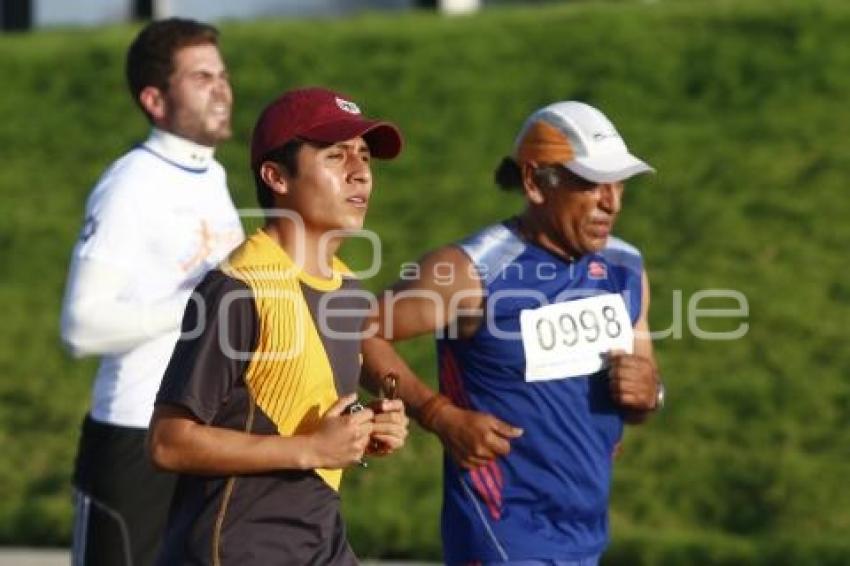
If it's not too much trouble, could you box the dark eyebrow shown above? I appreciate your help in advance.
[334,140,371,154]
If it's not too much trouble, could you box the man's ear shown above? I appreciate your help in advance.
[139,86,167,123]
[521,161,545,205]
[260,162,289,197]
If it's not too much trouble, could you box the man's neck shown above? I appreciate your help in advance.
[262,221,341,280]
[144,128,216,170]
[517,210,578,262]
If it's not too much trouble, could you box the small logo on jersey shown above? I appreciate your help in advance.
[335,97,361,115]
[588,260,607,280]
[80,216,98,242]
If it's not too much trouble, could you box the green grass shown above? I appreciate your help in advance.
[1,0,849,562]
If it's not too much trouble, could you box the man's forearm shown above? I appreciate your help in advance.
[148,405,313,475]
[61,257,186,356]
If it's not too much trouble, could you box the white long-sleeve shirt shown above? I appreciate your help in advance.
[60,129,244,427]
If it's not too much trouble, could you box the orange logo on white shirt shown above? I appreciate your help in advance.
[180,219,241,274]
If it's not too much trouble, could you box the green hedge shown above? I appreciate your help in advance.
[1,0,849,562]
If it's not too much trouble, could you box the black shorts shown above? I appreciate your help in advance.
[72,415,176,566]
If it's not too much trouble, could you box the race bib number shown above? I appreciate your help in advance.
[520,293,634,381]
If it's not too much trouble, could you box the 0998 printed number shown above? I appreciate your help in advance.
[535,306,621,351]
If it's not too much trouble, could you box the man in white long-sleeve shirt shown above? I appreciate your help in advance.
[60,18,243,566]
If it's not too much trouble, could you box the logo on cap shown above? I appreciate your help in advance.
[335,97,361,115]
[592,130,620,142]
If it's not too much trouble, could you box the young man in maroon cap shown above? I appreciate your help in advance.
[147,87,409,565]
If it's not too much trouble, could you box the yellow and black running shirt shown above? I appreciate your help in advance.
[155,229,366,566]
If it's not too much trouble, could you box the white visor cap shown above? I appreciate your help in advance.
[513,101,654,184]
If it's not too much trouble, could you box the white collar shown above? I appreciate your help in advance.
[142,128,216,170]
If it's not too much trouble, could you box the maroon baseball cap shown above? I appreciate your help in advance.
[250,87,403,171]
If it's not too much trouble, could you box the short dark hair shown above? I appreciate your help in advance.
[494,157,593,192]
[126,18,220,118]
[253,140,306,210]
[494,157,523,191]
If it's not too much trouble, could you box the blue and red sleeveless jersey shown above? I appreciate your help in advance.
[437,219,643,564]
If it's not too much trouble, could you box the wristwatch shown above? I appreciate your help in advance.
[654,378,666,411]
